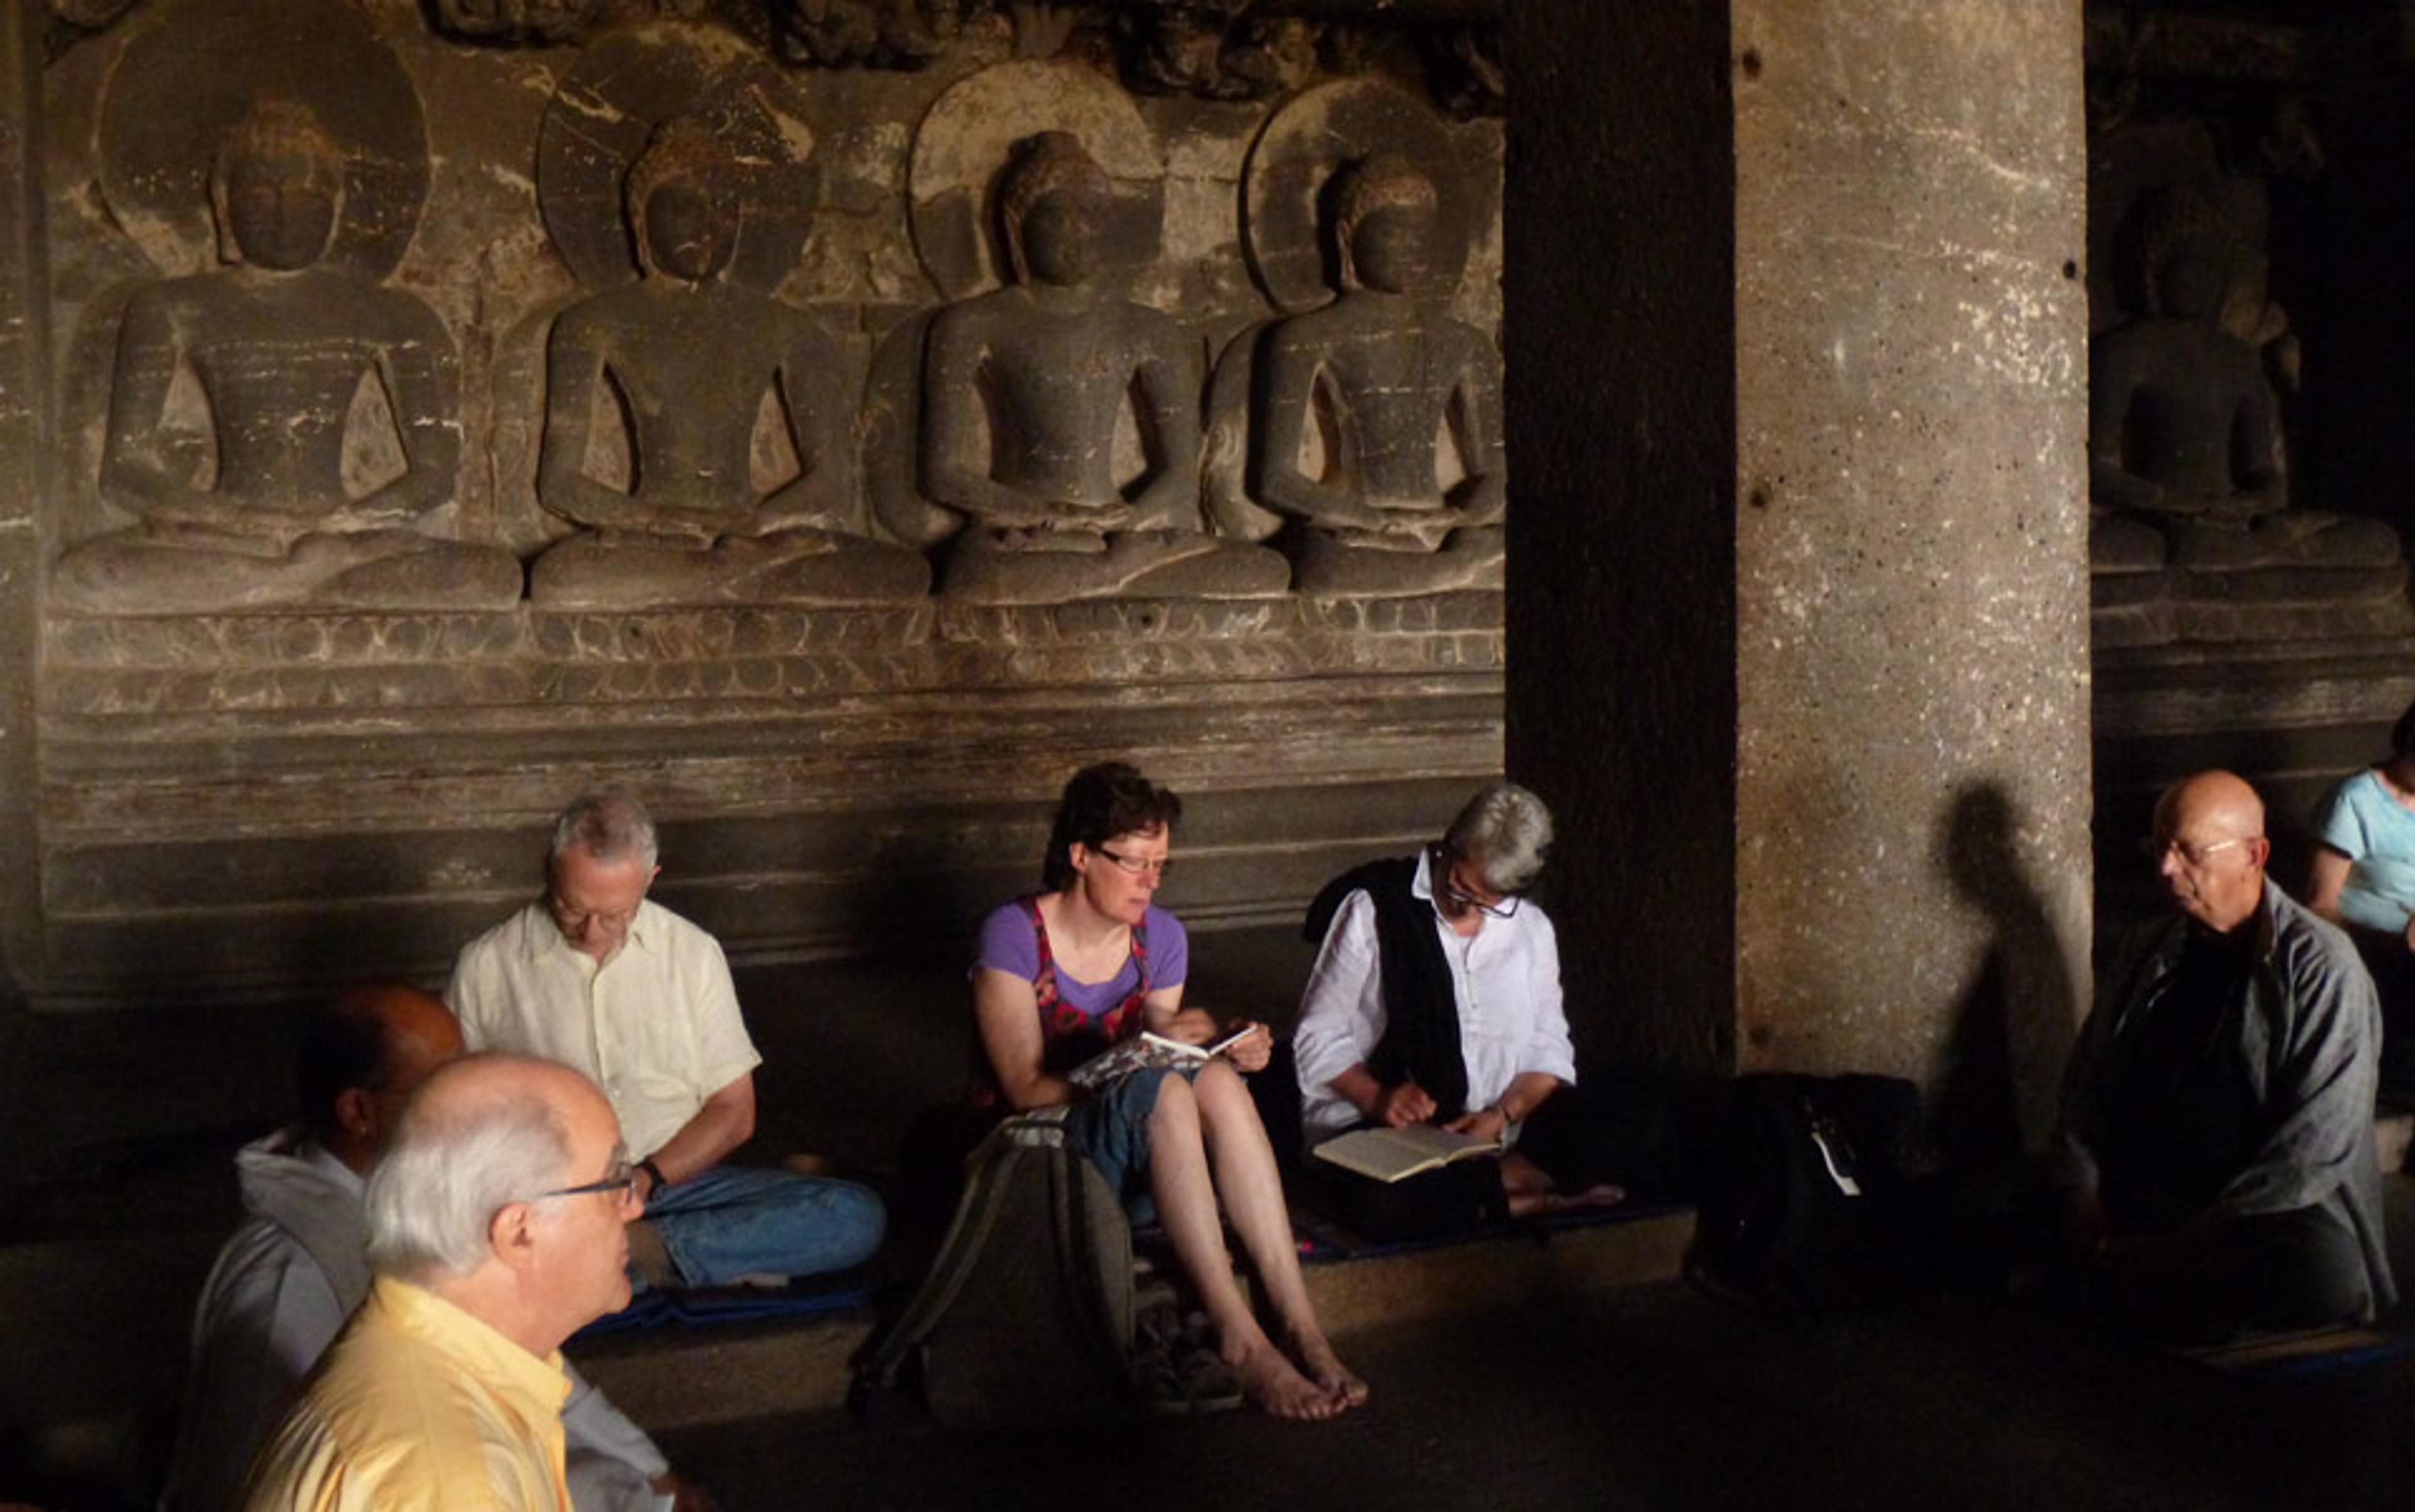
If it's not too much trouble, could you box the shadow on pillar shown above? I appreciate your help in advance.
[1921,783,2080,1285]
[1930,782,2077,1174]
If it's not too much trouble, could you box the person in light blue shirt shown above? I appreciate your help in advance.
[2306,698,2415,1106]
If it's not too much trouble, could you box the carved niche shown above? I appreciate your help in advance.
[2087,151,2408,646]
[886,60,1289,604]
[526,42,928,609]
[1206,79,1502,597]
[57,0,521,615]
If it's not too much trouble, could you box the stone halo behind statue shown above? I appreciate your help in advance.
[1215,82,1506,598]
[57,94,521,616]
[526,97,928,610]
[911,99,1288,605]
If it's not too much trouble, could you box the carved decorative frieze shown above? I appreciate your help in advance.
[42,596,1502,720]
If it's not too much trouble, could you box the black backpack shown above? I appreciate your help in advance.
[1686,1072,1930,1319]
[855,1109,1138,1429]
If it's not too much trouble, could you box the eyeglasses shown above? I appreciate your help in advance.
[2141,835,2256,867]
[1094,846,1172,879]
[1443,881,1523,920]
[1435,847,1522,919]
[536,1157,638,1205]
[548,897,642,931]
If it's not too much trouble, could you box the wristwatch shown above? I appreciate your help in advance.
[637,1157,669,1197]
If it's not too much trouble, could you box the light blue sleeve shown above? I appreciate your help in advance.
[2312,773,2373,860]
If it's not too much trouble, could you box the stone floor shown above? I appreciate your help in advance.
[8,921,2415,1510]
[648,1261,2415,1512]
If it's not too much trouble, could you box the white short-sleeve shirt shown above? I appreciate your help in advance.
[445,899,762,1159]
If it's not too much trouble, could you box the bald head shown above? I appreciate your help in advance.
[298,982,464,1172]
[2151,769,2269,933]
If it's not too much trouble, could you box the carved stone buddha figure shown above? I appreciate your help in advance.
[918,130,1286,603]
[58,98,519,614]
[2090,187,2396,572]
[531,117,928,608]
[1251,153,1504,596]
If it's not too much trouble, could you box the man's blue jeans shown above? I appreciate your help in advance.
[643,1165,885,1286]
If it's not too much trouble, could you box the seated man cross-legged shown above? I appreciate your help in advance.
[447,791,884,1294]
[1294,781,1633,1241]
[2056,769,2396,1345]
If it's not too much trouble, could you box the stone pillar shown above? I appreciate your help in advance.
[0,2,45,996]
[1509,3,2092,1143]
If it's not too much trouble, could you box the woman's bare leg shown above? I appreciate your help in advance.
[1144,1073,1343,1419]
[1190,1064,1368,1409]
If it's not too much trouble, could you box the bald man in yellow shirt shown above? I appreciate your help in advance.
[242,1055,645,1511]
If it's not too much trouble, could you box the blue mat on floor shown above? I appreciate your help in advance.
[570,1281,873,1340]
[2182,1325,2415,1377]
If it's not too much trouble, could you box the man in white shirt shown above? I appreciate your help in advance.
[1294,782,1629,1238]
[447,792,883,1289]
[162,984,698,1512]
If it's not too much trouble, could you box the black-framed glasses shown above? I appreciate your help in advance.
[1443,881,1523,920]
[536,1157,637,1203]
[1434,843,1522,920]
[1096,846,1172,878]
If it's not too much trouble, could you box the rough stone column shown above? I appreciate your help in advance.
[0,1,45,996]
[1509,3,2092,1142]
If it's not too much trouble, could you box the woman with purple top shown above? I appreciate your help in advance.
[971,762,1365,1420]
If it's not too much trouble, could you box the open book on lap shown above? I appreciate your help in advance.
[1311,1124,1502,1184]
[1067,1025,1256,1092]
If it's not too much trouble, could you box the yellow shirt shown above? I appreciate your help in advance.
[445,899,762,1158]
[240,1276,573,1512]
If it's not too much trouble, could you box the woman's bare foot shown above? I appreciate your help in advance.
[1229,1341,1347,1420]
[1507,1182,1627,1220]
[1286,1327,1370,1409]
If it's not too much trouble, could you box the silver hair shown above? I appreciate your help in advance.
[363,1057,575,1283]
[548,791,659,870]
[1442,781,1554,894]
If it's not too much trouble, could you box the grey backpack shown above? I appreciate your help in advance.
[856,1108,1138,1428]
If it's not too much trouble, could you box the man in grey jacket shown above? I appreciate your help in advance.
[2057,770,2396,1344]
[161,983,708,1512]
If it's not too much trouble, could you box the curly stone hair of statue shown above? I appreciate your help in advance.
[1041,761,1182,892]
[210,97,345,262]
[997,130,1111,286]
[1329,151,1438,289]
[622,113,731,274]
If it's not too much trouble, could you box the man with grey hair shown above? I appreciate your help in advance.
[447,792,884,1292]
[1294,781,1634,1238]
[165,985,697,1512]
[242,1055,641,1509]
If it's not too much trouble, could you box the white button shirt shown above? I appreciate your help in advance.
[1294,848,1577,1139]
[446,899,762,1160]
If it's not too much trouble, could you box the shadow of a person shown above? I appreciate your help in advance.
[1928,783,2082,1277]
[1934,783,2080,1164]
